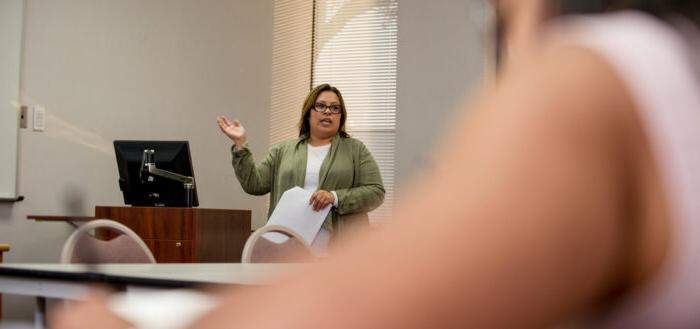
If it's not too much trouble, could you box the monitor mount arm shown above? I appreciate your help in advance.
[139,149,196,207]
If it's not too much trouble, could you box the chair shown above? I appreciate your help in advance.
[61,219,155,264]
[27,222,154,328]
[241,225,317,263]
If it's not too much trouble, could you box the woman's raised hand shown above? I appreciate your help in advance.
[217,116,247,146]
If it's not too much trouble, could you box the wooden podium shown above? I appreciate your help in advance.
[95,206,251,263]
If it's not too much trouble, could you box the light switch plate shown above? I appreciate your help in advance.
[33,105,46,131]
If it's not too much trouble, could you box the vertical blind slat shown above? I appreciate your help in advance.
[313,0,398,222]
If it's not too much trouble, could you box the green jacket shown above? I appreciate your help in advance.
[231,134,385,237]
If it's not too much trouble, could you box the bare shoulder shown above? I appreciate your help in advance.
[436,43,642,180]
[492,42,638,146]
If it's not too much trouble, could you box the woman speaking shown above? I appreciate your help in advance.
[217,84,385,253]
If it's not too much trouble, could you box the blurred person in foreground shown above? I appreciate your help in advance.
[51,0,700,328]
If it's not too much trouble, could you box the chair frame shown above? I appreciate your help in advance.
[241,224,316,263]
[60,219,156,264]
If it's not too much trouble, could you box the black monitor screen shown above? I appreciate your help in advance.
[113,140,199,207]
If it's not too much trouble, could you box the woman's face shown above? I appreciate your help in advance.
[309,90,342,139]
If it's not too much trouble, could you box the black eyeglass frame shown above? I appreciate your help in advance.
[312,102,342,114]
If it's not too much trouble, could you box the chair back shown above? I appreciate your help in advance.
[242,225,317,263]
[61,219,156,264]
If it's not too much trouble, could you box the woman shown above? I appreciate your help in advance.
[216,84,384,251]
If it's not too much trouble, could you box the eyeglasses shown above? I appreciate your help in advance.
[312,102,342,114]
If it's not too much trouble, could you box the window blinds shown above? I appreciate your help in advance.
[312,0,398,221]
[269,0,314,145]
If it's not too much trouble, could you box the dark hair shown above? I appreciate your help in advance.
[555,0,700,25]
[298,84,349,138]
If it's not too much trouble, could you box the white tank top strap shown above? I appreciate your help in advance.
[552,11,700,328]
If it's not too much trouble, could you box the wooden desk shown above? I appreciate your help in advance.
[28,206,252,263]
[25,216,94,222]
[0,243,8,320]
[95,206,251,263]
[26,215,95,229]
[0,244,7,260]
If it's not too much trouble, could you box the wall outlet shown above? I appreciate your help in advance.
[33,105,46,131]
[19,105,28,128]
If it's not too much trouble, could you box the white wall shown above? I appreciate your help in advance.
[0,0,273,320]
[395,0,487,187]
[0,0,23,200]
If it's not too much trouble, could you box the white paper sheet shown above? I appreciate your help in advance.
[110,289,218,329]
[263,186,331,245]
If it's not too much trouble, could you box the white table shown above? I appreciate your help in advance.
[0,263,297,328]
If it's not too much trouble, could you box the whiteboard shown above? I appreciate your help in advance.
[0,0,23,200]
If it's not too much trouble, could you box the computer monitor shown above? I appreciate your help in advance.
[113,140,199,207]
